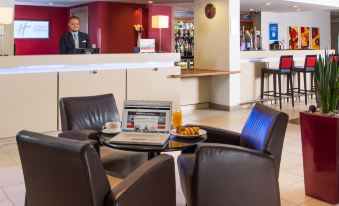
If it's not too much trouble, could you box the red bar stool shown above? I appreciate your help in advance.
[329,54,339,64]
[293,55,318,105]
[261,55,294,110]
[292,55,317,105]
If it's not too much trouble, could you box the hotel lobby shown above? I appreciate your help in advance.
[0,0,339,205]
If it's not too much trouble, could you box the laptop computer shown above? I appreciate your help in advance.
[109,100,172,146]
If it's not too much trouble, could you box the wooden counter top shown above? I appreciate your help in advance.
[169,69,240,78]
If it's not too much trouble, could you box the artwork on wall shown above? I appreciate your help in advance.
[300,27,310,49]
[312,27,320,50]
[289,26,299,50]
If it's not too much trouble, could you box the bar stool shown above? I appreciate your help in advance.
[261,55,294,110]
[329,54,339,64]
[292,55,317,105]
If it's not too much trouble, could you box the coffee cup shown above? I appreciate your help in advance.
[102,121,121,131]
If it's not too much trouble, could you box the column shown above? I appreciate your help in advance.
[194,0,240,110]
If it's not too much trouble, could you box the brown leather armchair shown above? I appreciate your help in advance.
[178,103,288,206]
[17,130,176,206]
[58,94,148,178]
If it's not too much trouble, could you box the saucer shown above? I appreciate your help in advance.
[102,128,121,134]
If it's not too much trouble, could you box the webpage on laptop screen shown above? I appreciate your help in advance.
[123,108,171,133]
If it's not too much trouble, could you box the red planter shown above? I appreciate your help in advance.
[300,112,339,204]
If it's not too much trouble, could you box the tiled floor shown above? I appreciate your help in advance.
[0,99,337,206]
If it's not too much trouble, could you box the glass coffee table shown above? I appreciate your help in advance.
[101,133,207,159]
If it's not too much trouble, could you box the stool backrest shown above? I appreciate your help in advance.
[305,55,317,68]
[279,55,293,70]
[329,54,339,64]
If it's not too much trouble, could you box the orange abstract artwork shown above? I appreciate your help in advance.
[312,27,320,50]
[301,27,310,49]
[289,26,299,50]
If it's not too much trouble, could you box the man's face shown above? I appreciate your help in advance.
[68,18,80,32]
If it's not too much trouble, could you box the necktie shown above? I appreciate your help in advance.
[73,34,79,48]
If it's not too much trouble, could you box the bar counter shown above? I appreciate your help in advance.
[240,49,329,104]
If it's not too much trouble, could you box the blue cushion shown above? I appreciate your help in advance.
[240,107,275,152]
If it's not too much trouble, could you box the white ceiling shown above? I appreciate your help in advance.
[14,0,193,7]
[241,0,339,12]
[14,0,339,12]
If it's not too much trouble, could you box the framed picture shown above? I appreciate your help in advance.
[301,27,310,49]
[289,26,299,50]
[312,27,320,50]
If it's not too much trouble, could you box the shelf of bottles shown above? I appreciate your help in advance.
[174,20,194,69]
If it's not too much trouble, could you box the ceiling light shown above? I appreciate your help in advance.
[48,2,53,5]
[264,3,271,5]
[292,5,299,8]
[296,8,301,11]
[249,9,255,11]
[148,1,153,3]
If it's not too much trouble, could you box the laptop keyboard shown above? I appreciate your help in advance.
[124,132,168,138]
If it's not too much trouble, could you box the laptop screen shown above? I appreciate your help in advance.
[122,100,172,133]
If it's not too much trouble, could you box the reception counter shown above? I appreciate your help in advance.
[0,53,181,138]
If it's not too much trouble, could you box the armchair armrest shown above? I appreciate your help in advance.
[58,129,100,154]
[108,154,176,206]
[185,124,241,145]
[192,143,280,206]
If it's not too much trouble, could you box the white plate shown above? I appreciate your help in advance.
[171,129,207,138]
[102,129,121,134]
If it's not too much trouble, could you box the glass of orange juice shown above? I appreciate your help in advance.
[172,110,182,133]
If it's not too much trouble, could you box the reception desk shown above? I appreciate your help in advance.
[0,53,180,138]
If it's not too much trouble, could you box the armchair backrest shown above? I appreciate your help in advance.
[192,144,280,206]
[240,103,289,175]
[59,93,120,131]
[17,130,111,206]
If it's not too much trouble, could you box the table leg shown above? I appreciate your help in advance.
[148,151,161,159]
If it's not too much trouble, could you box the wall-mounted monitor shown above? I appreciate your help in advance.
[14,20,50,39]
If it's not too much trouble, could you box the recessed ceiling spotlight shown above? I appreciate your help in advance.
[264,3,271,5]
[148,1,153,3]
[292,5,299,8]
[249,8,255,11]
[296,8,301,11]
[48,2,53,5]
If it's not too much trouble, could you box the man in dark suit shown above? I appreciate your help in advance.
[59,16,90,54]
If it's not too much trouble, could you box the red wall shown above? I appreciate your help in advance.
[14,3,172,55]
[14,5,69,55]
[148,5,173,52]
[84,2,148,53]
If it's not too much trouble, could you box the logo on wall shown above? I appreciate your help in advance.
[205,3,216,19]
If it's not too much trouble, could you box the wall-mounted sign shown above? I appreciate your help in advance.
[269,23,279,41]
[14,20,50,39]
[205,3,216,19]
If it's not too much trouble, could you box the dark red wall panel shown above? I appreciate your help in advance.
[14,5,69,55]
[148,5,172,52]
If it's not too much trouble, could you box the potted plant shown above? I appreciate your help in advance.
[300,53,339,204]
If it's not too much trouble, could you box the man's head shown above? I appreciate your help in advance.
[68,16,80,32]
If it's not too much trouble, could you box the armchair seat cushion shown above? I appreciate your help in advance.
[177,153,195,205]
[101,147,148,178]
